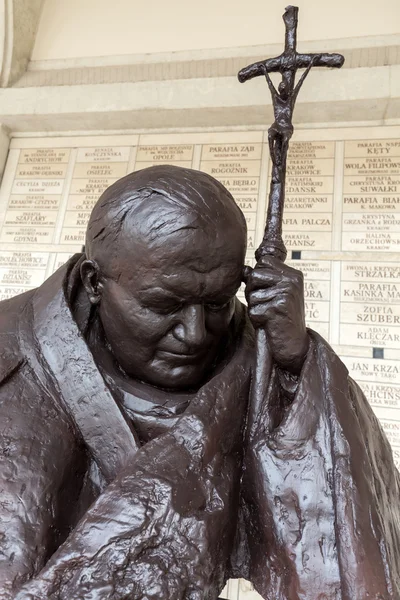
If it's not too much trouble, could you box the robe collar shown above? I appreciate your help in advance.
[25,255,139,485]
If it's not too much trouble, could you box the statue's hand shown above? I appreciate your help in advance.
[243,256,309,374]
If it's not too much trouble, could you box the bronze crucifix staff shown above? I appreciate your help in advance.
[239,5,344,436]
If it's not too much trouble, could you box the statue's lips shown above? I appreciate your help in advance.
[156,349,208,364]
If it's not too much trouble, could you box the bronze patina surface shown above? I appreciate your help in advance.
[0,6,398,600]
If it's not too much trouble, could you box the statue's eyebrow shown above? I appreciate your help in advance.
[138,286,236,307]
[138,288,183,304]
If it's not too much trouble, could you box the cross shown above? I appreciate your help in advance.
[238,5,344,262]
[238,6,344,441]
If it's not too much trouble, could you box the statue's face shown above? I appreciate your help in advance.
[94,204,245,390]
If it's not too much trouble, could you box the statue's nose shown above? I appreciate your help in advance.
[173,304,207,348]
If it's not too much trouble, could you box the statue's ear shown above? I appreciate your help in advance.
[80,259,101,305]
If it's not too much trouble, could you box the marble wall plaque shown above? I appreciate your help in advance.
[135,144,194,169]
[15,164,69,179]
[1,206,56,244]
[66,195,99,212]
[283,231,330,250]
[11,179,64,195]
[288,141,335,159]
[345,139,400,158]
[0,285,32,301]
[19,148,70,164]
[341,355,400,385]
[73,163,128,179]
[76,147,131,162]
[202,160,261,178]
[53,252,76,271]
[359,381,400,410]
[8,195,61,211]
[69,178,119,196]
[342,139,400,251]
[201,143,262,161]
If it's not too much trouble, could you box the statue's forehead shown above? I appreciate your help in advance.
[110,223,242,295]
[130,257,241,300]
[118,228,233,272]
[98,191,245,281]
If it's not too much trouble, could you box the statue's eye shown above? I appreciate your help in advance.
[206,301,230,312]
[152,302,183,315]
[144,299,183,315]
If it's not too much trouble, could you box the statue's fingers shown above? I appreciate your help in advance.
[256,255,304,284]
[248,302,273,326]
[245,267,281,292]
[245,256,293,290]
[246,287,278,306]
[247,296,287,326]
[246,285,291,305]
[255,254,288,270]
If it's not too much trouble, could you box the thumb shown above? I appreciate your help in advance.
[242,265,253,283]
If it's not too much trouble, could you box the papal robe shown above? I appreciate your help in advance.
[0,255,399,600]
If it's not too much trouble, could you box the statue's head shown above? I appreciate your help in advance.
[278,80,289,100]
[81,165,247,391]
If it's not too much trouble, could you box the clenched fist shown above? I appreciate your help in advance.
[243,256,309,374]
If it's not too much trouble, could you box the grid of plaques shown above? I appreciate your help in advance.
[1,148,70,246]
[281,141,335,252]
[0,250,51,301]
[199,140,263,266]
[339,261,400,349]
[337,138,400,465]
[0,129,400,472]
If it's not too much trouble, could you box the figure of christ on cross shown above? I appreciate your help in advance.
[262,56,318,167]
[239,6,344,169]
[238,4,344,262]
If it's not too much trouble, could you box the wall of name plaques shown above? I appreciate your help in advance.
[1,126,400,599]
[1,128,400,464]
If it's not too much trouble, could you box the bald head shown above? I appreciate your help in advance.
[81,165,248,389]
[85,165,247,268]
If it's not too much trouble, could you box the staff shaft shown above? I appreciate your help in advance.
[256,137,287,263]
[247,138,288,439]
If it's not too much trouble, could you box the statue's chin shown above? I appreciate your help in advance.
[133,360,212,393]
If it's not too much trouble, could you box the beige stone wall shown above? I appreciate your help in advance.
[32,0,400,59]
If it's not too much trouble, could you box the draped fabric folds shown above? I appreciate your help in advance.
[0,257,397,599]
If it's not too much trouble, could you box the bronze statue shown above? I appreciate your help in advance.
[0,6,398,600]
